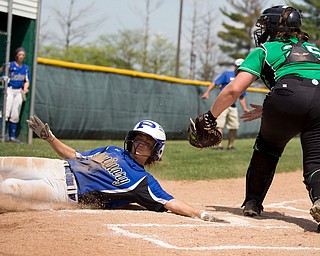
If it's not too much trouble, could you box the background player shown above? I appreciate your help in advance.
[0,116,217,222]
[201,59,249,150]
[3,47,30,143]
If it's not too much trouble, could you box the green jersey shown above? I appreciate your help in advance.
[239,36,320,89]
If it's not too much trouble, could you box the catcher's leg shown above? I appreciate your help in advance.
[242,135,284,216]
[300,125,320,224]
[305,170,320,223]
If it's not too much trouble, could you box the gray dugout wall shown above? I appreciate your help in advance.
[35,58,267,140]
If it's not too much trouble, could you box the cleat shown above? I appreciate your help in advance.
[310,199,320,223]
[243,199,262,217]
[9,137,21,144]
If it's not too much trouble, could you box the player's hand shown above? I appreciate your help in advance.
[26,115,55,142]
[240,104,262,122]
[199,210,228,223]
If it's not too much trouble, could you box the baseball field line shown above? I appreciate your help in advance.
[107,225,320,251]
[106,222,290,229]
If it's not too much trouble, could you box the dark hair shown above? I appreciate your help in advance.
[144,155,157,166]
[276,30,310,41]
[277,8,309,41]
[15,47,26,58]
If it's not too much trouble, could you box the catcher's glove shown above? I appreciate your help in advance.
[188,110,222,148]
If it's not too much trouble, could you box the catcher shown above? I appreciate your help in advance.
[0,115,219,222]
[188,5,320,229]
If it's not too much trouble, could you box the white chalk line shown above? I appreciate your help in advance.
[264,199,310,213]
[107,222,290,229]
[105,199,316,252]
[107,225,320,251]
[60,200,319,251]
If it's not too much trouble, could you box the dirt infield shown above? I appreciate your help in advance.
[0,170,319,256]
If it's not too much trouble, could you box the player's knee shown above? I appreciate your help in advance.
[254,133,284,158]
[0,178,22,196]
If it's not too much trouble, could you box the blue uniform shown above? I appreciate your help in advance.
[5,61,31,139]
[8,61,30,89]
[214,71,246,107]
[67,146,174,211]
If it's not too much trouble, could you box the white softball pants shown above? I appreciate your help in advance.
[5,87,23,123]
[0,157,70,203]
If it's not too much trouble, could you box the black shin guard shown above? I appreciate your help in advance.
[242,149,279,208]
[304,170,320,203]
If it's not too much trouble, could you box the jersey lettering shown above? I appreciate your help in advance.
[136,120,156,129]
[304,45,320,58]
[10,74,27,81]
[136,120,165,134]
[280,41,320,68]
[282,45,292,57]
[100,156,130,186]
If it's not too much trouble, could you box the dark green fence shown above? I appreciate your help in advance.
[34,59,267,140]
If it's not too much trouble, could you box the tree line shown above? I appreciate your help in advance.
[39,0,320,81]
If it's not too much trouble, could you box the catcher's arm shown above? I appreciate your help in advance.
[27,115,76,159]
[210,72,257,118]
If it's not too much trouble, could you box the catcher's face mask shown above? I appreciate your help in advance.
[253,5,302,46]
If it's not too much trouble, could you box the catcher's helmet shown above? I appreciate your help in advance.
[254,5,302,46]
[124,120,166,161]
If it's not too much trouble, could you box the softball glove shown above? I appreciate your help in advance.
[188,111,222,148]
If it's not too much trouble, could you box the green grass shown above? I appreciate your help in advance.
[0,137,302,181]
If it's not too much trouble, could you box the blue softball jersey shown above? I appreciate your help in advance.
[8,61,30,89]
[67,146,174,211]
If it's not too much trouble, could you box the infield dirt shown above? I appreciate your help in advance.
[0,170,319,256]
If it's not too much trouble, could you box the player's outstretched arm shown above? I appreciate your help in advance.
[27,115,76,159]
[48,137,77,160]
[164,198,218,222]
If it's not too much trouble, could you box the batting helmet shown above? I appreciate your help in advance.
[254,5,302,46]
[124,120,166,162]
